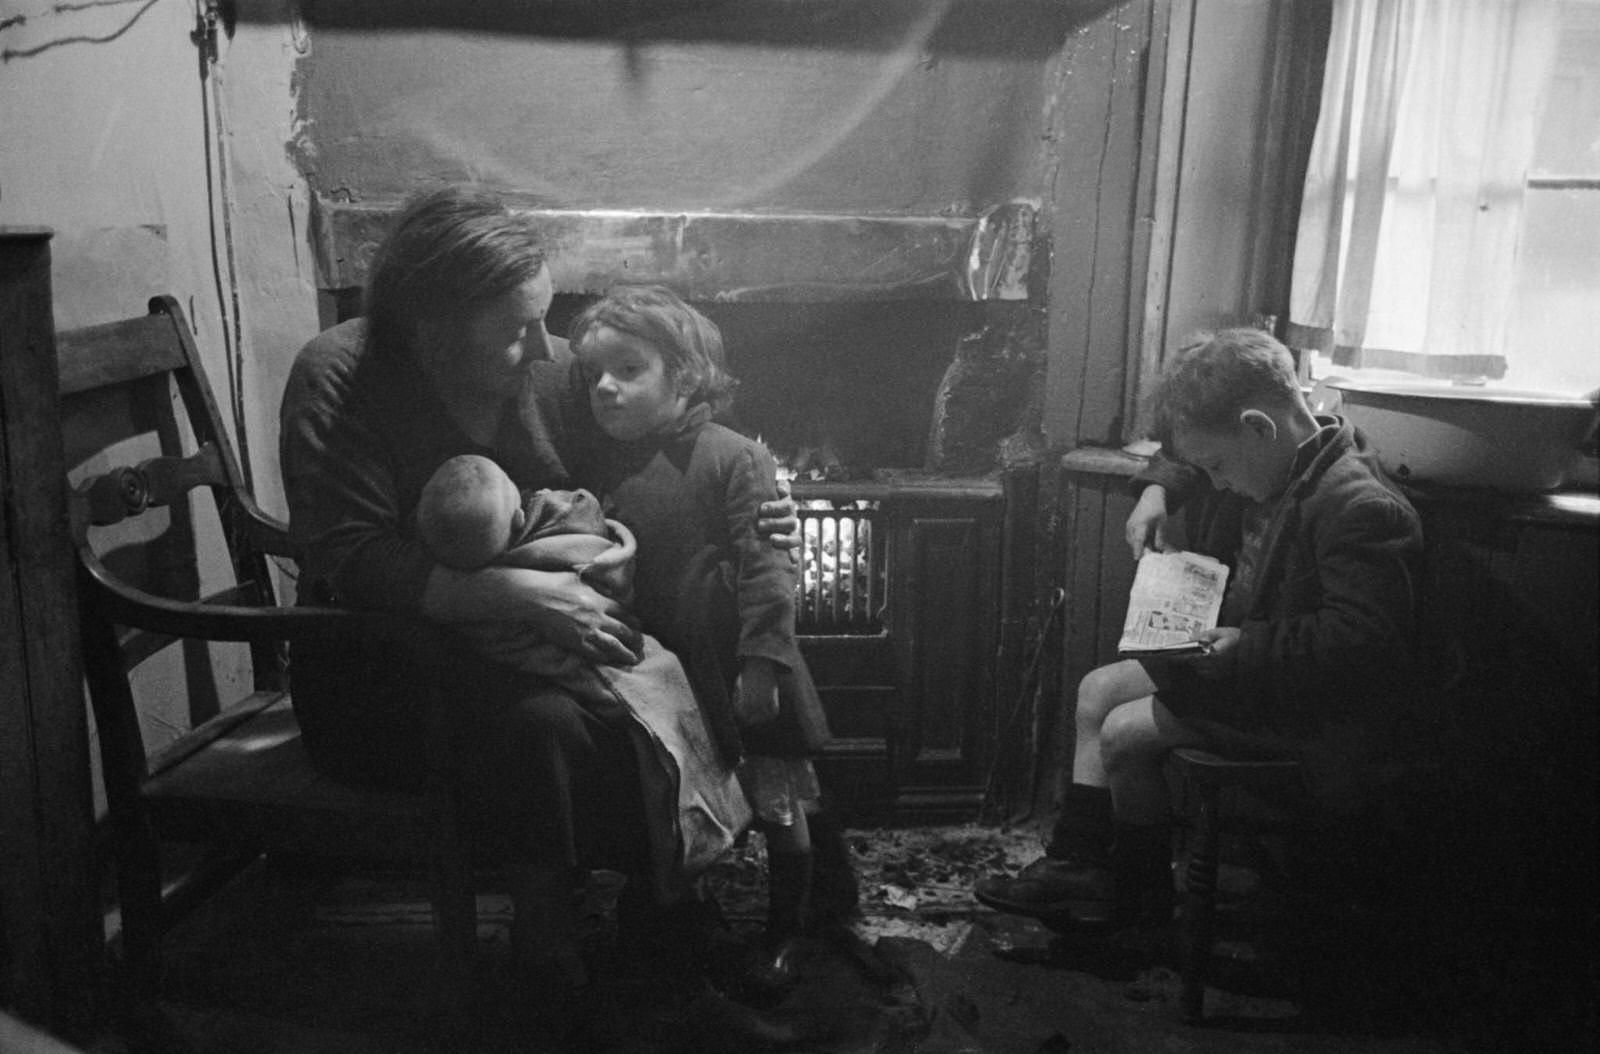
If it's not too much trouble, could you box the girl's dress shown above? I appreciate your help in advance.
[575,401,832,826]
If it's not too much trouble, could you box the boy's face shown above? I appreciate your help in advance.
[1173,411,1287,503]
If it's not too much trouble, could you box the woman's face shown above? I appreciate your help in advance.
[577,324,689,441]
[422,271,554,399]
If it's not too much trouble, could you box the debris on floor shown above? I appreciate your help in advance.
[116,822,1533,1053]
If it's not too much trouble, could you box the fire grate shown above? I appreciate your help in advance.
[795,502,886,635]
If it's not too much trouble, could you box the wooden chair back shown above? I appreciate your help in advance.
[57,296,473,1007]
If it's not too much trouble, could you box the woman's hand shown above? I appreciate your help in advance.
[1125,484,1173,561]
[422,564,643,665]
[734,657,781,727]
[758,477,801,553]
[520,570,644,665]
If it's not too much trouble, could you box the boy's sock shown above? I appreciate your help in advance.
[1045,783,1114,866]
[1110,821,1175,927]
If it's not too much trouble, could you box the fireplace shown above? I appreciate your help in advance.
[315,200,1045,820]
[788,476,1021,819]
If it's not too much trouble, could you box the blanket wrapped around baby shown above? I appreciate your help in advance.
[462,488,750,900]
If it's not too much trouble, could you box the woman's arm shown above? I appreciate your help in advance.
[421,564,641,665]
[727,444,801,664]
[281,335,640,664]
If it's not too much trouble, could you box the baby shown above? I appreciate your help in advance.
[415,452,750,907]
[416,452,631,605]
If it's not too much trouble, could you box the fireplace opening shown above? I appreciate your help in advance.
[795,498,886,635]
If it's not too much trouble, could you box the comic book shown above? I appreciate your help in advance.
[1117,550,1229,656]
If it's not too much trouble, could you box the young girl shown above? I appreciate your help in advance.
[567,284,854,996]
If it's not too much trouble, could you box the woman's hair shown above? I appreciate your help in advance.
[1148,327,1300,442]
[567,284,738,415]
[364,185,547,357]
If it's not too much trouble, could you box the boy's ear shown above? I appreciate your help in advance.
[1238,408,1278,442]
[511,506,527,533]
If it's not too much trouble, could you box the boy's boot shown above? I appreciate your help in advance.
[805,811,860,930]
[741,848,813,1004]
[974,784,1116,922]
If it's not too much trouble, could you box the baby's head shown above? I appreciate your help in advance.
[1151,328,1312,502]
[568,285,737,440]
[416,454,523,570]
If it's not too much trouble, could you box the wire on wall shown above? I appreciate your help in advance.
[1,0,164,63]
[194,0,253,491]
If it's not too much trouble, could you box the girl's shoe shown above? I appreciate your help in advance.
[731,936,803,1007]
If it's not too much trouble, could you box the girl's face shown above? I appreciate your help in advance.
[422,271,554,399]
[577,324,689,441]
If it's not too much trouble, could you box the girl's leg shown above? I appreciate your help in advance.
[803,804,859,929]
[762,809,812,942]
[738,812,814,1003]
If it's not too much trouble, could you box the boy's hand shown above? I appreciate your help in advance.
[757,476,801,558]
[1125,484,1173,561]
[735,657,781,727]
[1184,626,1239,679]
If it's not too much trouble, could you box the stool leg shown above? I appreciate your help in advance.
[1181,779,1221,1024]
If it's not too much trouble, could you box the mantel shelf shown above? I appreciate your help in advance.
[313,198,1036,303]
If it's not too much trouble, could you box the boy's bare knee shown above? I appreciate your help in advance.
[1076,660,1153,722]
[1099,704,1165,770]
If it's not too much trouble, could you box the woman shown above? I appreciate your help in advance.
[277,185,794,993]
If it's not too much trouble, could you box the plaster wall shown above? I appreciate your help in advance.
[1,0,315,761]
[0,0,317,516]
[285,1,1098,469]
[292,2,1057,214]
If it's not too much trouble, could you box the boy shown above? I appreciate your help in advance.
[976,328,1424,931]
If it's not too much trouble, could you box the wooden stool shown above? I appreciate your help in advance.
[1171,747,1303,1024]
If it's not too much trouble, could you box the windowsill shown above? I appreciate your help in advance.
[1059,446,1150,479]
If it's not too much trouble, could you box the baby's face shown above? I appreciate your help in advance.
[490,471,526,545]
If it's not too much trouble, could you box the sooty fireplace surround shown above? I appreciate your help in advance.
[316,200,1046,819]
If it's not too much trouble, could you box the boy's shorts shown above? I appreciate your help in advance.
[1137,655,1410,811]
[1138,655,1312,757]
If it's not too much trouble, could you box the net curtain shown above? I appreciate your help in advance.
[1287,0,1559,380]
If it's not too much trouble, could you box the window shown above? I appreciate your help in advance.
[1509,0,1600,392]
[1290,0,1599,396]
